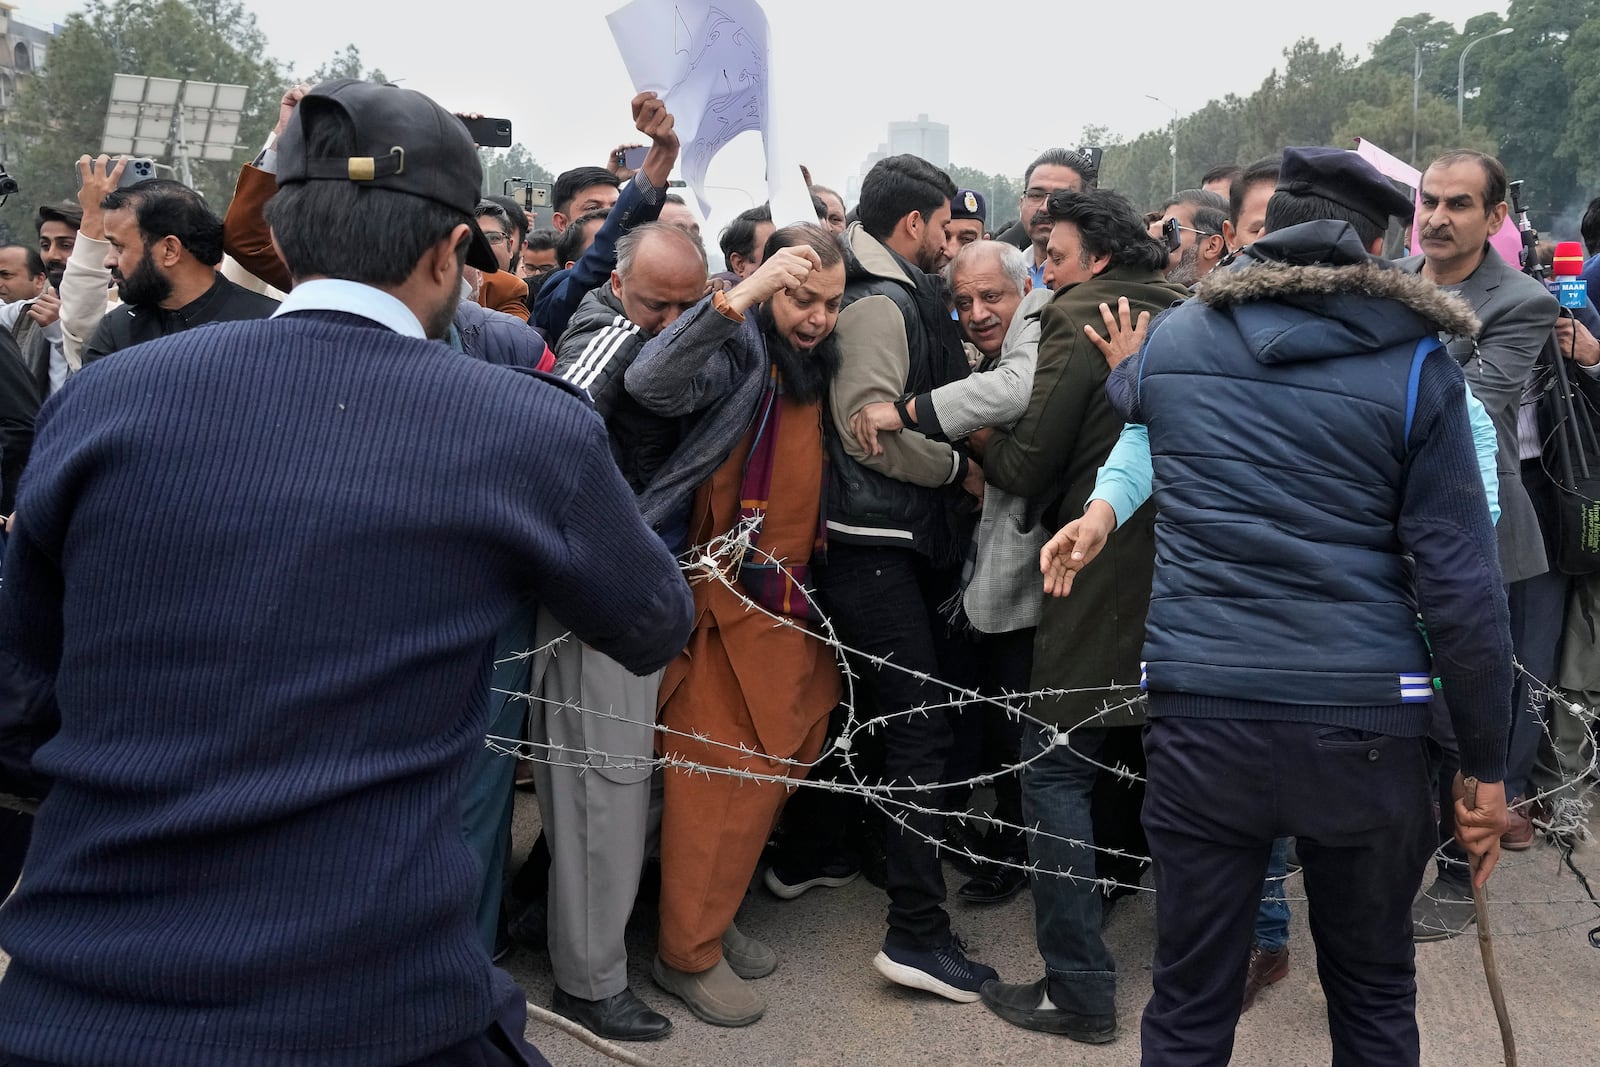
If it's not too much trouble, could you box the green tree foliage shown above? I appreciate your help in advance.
[1092,5,1600,230]
[1,0,281,239]
[298,44,388,87]
[478,144,554,212]
[945,163,1018,232]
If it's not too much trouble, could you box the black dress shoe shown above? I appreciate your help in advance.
[550,986,672,1042]
[957,863,1027,905]
[979,978,1117,1043]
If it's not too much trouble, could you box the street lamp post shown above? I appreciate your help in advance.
[1458,26,1514,130]
[1412,45,1422,166]
[1146,94,1178,196]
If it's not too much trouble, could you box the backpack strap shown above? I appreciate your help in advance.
[1404,335,1444,444]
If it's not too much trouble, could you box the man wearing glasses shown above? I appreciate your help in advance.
[995,149,1098,289]
[520,229,561,301]
[470,200,535,322]
[1151,189,1229,287]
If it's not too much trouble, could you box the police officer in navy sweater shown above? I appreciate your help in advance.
[0,79,693,1067]
[1044,147,1513,1065]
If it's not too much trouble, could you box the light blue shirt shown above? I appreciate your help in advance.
[1090,390,1502,528]
[1028,255,1047,290]
[271,278,425,339]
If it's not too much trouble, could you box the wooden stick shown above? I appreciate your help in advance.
[1463,776,1517,1066]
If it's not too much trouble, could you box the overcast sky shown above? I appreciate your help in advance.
[16,0,1511,226]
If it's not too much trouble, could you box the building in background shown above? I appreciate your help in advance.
[846,113,950,206]
[0,2,56,164]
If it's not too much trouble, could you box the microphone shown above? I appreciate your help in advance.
[1553,241,1588,309]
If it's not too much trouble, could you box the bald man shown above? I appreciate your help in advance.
[534,221,709,1043]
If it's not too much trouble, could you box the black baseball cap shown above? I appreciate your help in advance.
[276,79,498,272]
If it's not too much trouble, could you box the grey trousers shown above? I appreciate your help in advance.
[528,608,661,1001]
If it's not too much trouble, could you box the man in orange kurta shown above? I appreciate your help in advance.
[621,225,848,1028]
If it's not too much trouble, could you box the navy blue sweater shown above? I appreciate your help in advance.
[0,311,693,1066]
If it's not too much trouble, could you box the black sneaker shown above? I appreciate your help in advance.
[764,857,860,900]
[873,935,999,1003]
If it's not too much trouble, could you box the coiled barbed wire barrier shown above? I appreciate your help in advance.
[487,516,1600,940]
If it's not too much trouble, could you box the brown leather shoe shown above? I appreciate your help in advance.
[1241,942,1289,1012]
[1501,797,1534,851]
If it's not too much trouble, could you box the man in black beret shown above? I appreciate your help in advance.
[941,188,987,268]
[1040,146,1512,1064]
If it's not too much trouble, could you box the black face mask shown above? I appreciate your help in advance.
[758,304,840,406]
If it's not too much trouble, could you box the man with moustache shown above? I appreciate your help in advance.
[1399,150,1561,939]
[625,224,847,1027]
[82,180,277,363]
[994,149,1098,288]
[849,240,1048,904]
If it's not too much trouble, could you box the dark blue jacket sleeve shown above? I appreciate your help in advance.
[1398,353,1513,782]
[533,174,667,340]
[531,420,693,674]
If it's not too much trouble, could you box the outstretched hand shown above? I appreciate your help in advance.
[1040,499,1117,597]
[1083,297,1149,371]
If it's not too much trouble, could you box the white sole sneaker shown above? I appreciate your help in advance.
[872,950,983,1003]
[763,866,859,901]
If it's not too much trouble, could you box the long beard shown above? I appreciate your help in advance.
[760,306,840,406]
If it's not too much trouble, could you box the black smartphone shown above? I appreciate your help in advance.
[1162,216,1181,253]
[460,116,513,148]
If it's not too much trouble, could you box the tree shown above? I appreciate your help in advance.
[1,0,282,239]
[477,144,555,223]
[1476,0,1600,218]
[945,164,1019,232]
[297,44,388,87]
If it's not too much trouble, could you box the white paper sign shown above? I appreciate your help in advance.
[607,0,815,226]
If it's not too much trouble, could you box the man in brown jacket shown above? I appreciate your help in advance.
[622,224,846,1028]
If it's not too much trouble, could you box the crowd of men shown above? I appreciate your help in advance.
[0,77,1594,1067]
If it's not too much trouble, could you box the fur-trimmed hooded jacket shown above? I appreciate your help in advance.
[1115,220,1509,737]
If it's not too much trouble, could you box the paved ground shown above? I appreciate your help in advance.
[3,794,1595,1066]
[504,794,1600,1067]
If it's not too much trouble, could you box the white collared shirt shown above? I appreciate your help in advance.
[270,278,425,338]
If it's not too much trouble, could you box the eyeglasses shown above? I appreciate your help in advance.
[1021,188,1053,203]
[523,263,558,276]
[480,230,510,245]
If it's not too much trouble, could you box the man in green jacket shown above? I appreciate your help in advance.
[972,189,1187,1043]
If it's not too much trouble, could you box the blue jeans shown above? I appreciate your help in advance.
[1254,838,1291,952]
[1021,722,1118,1016]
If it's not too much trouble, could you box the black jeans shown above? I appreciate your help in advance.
[946,626,1032,860]
[1140,711,1434,1067]
[813,543,969,949]
[0,809,29,895]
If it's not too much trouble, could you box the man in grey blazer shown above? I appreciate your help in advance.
[1399,149,1560,940]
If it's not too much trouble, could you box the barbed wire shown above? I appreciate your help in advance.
[491,518,1600,927]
